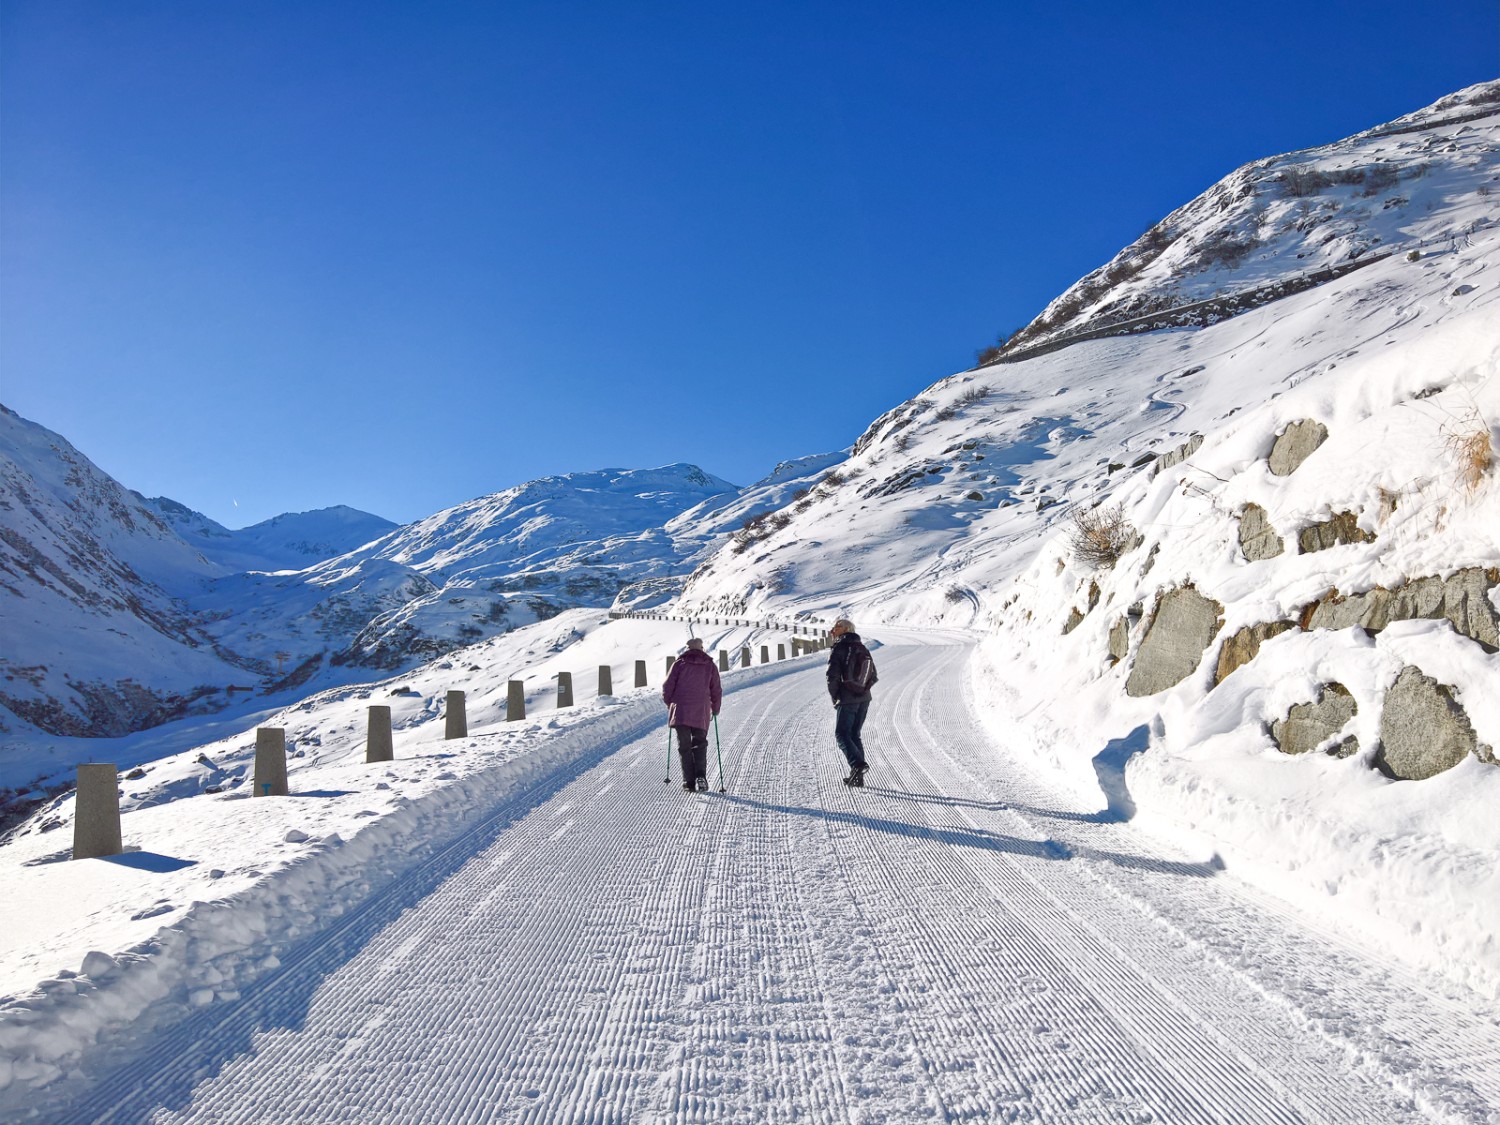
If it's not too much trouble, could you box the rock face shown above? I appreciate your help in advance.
[1375,666,1489,780]
[1268,419,1329,476]
[1237,503,1284,561]
[1125,585,1224,697]
[1108,616,1130,664]
[1270,684,1358,756]
[1298,510,1375,554]
[1154,433,1204,476]
[1214,620,1295,684]
[1300,567,1500,651]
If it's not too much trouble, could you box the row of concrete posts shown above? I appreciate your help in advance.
[72,631,830,859]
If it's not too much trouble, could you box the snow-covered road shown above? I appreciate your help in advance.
[60,645,1500,1123]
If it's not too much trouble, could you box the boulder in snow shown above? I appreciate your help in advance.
[1375,666,1490,780]
[1125,586,1224,697]
[1270,684,1358,756]
[1267,419,1329,476]
[1237,503,1285,562]
[1297,510,1374,554]
[1214,620,1296,685]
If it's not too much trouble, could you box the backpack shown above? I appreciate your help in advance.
[841,641,878,696]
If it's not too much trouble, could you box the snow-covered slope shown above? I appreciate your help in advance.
[0,405,253,741]
[1005,80,1500,353]
[674,80,1500,991]
[142,498,397,574]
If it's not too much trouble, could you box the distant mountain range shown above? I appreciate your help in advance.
[141,498,398,574]
[0,402,844,748]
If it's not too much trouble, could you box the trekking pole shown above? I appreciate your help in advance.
[664,723,673,784]
[712,713,725,792]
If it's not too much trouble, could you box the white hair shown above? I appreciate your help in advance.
[834,618,855,631]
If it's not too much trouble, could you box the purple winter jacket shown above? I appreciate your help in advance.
[662,649,722,731]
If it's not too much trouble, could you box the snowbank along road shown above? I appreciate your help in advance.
[52,644,1500,1123]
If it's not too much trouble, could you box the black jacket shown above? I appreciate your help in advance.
[826,632,877,704]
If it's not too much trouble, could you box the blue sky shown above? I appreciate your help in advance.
[2,1,1495,527]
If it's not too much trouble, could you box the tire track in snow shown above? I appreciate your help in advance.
[902,643,1496,1123]
[47,643,1499,1123]
[814,653,1250,1122]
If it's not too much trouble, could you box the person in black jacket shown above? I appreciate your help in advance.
[826,617,878,787]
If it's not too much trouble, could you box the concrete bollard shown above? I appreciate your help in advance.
[254,727,289,797]
[445,691,468,739]
[507,679,527,720]
[635,660,647,688]
[666,655,676,676]
[777,643,786,660]
[718,649,729,671]
[366,705,394,763]
[741,646,752,668]
[73,764,122,860]
[557,671,574,708]
[760,645,770,664]
[598,665,613,696]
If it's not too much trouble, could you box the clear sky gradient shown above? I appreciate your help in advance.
[2,1,1495,527]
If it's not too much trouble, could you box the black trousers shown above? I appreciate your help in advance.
[675,726,709,781]
[834,699,869,769]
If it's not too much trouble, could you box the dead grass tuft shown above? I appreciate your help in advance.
[1446,423,1494,492]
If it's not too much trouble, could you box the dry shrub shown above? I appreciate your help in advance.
[1448,426,1494,491]
[1442,408,1494,492]
[1067,504,1138,569]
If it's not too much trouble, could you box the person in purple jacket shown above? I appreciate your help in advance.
[662,638,723,791]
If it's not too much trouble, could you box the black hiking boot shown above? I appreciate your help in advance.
[695,777,709,792]
[843,766,866,788]
[682,781,696,792]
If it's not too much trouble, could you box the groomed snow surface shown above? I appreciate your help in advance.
[4,635,1498,1123]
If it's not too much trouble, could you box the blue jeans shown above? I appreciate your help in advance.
[834,699,869,769]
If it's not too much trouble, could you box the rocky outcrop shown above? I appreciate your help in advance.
[1108,616,1130,664]
[1375,666,1491,780]
[1214,620,1296,684]
[1125,585,1224,696]
[1270,684,1358,757]
[1237,503,1284,561]
[1268,419,1328,476]
[1153,434,1204,476]
[1299,567,1500,651]
[1298,510,1374,554]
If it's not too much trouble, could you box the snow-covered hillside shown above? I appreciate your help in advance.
[676,80,1500,992]
[0,406,253,741]
[1005,80,1500,353]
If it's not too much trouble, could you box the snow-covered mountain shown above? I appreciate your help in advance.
[141,498,397,574]
[0,406,252,739]
[671,80,1500,982]
[1004,81,1500,354]
[197,464,749,674]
